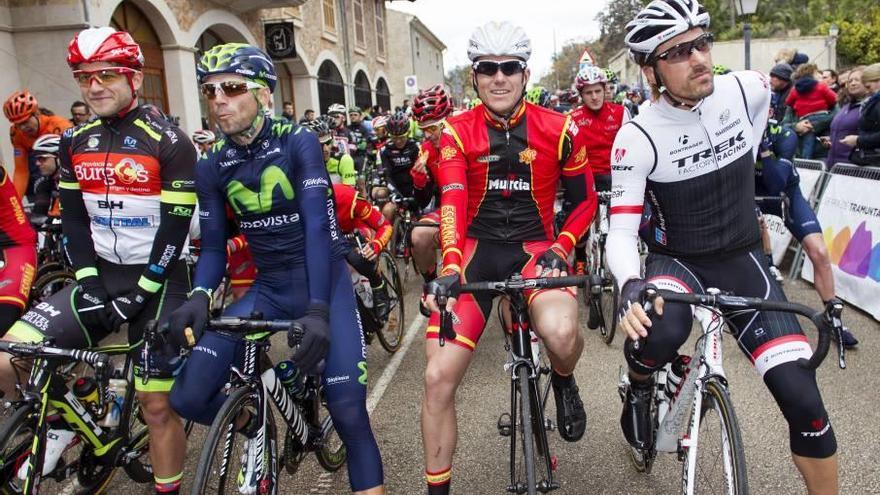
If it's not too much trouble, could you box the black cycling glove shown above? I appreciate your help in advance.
[74,277,112,333]
[167,289,211,348]
[535,248,568,275]
[291,304,331,375]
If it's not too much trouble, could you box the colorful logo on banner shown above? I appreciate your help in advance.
[824,222,880,282]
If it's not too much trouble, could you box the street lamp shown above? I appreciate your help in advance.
[826,23,840,70]
[733,0,759,70]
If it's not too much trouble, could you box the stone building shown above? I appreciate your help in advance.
[384,7,445,110]
[0,0,406,166]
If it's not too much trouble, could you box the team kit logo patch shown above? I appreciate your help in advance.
[518,147,537,166]
[441,146,458,161]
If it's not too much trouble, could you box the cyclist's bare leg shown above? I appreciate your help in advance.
[759,215,772,257]
[0,334,25,398]
[801,233,834,301]
[421,340,473,475]
[411,225,438,277]
[529,290,582,374]
[794,453,838,495]
[138,391,186,484]
[355,486,385,495]
[381,202,396,222]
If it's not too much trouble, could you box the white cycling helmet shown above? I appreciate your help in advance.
[625,0,710,65]
[327,103,346,115]
[467,21,532,62]
[575,66,608,90]
[192,129,216,144]
[32,134,61,155]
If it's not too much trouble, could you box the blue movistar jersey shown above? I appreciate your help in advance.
[193,118,342,306]
[756,122,799,194]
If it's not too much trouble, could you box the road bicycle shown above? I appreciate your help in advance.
[0,330,171,494]
[346,232,406,353]
[618,287,840,495]
[28,216,75,303]
[438,273,590,495]
[190,317,345,494]
[583,191,618,345]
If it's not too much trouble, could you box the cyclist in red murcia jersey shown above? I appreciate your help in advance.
[0,163,36,336]
[569,65,631,192]
[421,21,597,495]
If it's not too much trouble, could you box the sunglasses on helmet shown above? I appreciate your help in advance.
[472,59,527,77]
[654,33,714,64]
[200,80,265,100]
[72,67,139,87]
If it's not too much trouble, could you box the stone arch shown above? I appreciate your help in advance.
[317,59,345,114]
[98,0,181,46]
[374,76,391,113]
[186,10,258,47]
[353,70,372,111]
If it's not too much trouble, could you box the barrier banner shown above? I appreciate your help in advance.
[766,166,825,265]
[803,172,880,320]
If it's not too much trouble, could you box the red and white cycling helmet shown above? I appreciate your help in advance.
[372,115,388,129]
[67,27,144,69]
[574,66,608,91]
[412,85,452,125]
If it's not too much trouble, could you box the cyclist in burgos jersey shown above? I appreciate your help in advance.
[422,22,597,495]
[1,28,196,495]
[608,2,838,492]
[165,43,384,494]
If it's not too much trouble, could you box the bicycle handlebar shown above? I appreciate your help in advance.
[0,340,111,371]
[637,288,835,371]
[436,274,591,346]
[206,317,304,345]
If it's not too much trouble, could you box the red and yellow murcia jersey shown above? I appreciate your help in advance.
[436,102,597,275]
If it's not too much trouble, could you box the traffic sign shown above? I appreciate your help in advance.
[404,75,418,95]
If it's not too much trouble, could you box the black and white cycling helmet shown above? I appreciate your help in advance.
[467,21,531,62]
[625,0,710,66]
[32,134,60,156]
[192,129,216,145]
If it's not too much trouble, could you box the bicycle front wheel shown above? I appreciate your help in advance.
[684,379,748,495]
[375,251,405,353]
[191,387,278,495]
[514,365,538,495]
[0,404,37,493]
[599,273,619,345]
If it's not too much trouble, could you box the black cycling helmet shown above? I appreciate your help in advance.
[387,111,410,137]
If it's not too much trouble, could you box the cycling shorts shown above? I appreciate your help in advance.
[169,260,383,491]
[594,173,612,193]
[636,247,807,377]
[426,239,575,351]
[757,186,821,241]
[7,259,189,391]
[0,245,36,311]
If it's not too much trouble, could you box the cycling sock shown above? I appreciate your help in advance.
[426,466,451,495]
[551,369,574,384]
[154,472,182,494]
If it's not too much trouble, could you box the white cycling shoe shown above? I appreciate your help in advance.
[237,434,260,495]
[18,428,76,479]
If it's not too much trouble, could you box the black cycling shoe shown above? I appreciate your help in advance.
[372,282,391,322]
[839,327,859,349]
[621,376,654,451]
[551,373,586,442]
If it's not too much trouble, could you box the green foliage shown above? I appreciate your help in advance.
[593,0,880,68]
[444,64,476,104]
[536,40,594,91]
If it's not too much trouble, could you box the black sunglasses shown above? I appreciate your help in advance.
[473,60,527,77]
[654,33,714,64]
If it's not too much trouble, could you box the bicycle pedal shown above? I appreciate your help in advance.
[544,418,556,431]
[497,413,512,437]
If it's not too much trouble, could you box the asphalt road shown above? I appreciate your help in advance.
[68,275,878,494]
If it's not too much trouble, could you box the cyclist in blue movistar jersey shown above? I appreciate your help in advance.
[165,43,384,495]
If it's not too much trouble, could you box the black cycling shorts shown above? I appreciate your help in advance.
[7,259,189,392]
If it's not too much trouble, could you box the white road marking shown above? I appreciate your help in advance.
[366,314,426,414]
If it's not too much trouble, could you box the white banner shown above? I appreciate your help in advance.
[802,173,880,320]
[766,166,825,264]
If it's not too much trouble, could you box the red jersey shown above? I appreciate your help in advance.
[333,183,392,252]
[9,114,72,198]
[0,167,36,248]
[569,102,627,176]
[437,102,597,275]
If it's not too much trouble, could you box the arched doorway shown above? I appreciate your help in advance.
[317,60,345,114]
[195,29,228,130]
[111,2,167,112]
[353,70,372,111]
[375,77,390,113]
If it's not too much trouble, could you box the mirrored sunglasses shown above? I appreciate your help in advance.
[200,80,265,100]
[72,67,139,87]
[472,59,527,77]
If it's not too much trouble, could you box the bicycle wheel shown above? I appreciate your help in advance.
[390,216,406,259]
[191,387,278,495]
[514,365,538,495]
[30,269,75,303]
[684,380,748,495]
[0,404,37,493]
[311,389,346,472]
[375,251,405,353]
[599,273,619,345]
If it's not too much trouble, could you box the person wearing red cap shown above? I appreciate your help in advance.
[1,27,196,495]
[4,90,72,198]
